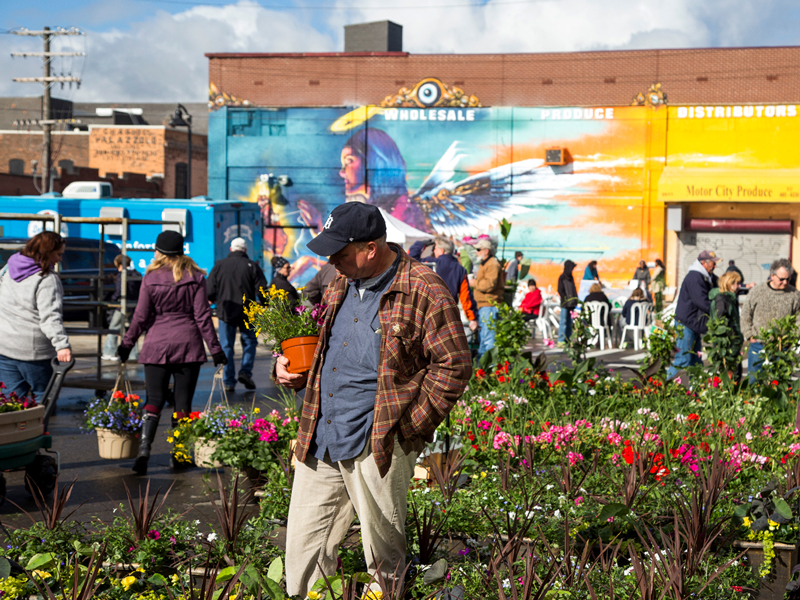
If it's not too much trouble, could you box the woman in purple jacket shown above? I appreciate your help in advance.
[118,231,226,475]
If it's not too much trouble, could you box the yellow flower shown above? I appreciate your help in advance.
[480,471,487,479]
[769,519,780,530]
[174,431,180,438]
[167,437,174,443]
[135,567,145,573]
[254,408,260,414]
[121,576,137,591]
[364,592,383,600]
[743,517,752,527]
[307,592,322,600]
[170,574,179,584]
[32,570,51,579]
[133,402,139,407]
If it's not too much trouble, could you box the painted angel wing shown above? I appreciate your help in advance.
[409,151,619,237]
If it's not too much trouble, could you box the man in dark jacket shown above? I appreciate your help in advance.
[667,249,721,379]
[207,237,268,392]
[557,260,578,344]
[303,263,337,306]
[409,237,479,333]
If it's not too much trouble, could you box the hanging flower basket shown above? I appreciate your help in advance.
[280,335,319,374]
[96,428,139,460]
[194,437,224,469]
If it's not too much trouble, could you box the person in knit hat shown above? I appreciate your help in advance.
[741,258,800,381]
[270,256,299,307]
[118,230,226,476]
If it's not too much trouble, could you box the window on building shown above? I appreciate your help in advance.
[175,162,188,198]
[58,159,74,174]
[8,159,24,175]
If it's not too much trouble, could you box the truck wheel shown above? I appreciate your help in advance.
[24,456,57,497]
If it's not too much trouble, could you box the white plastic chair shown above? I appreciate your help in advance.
[621,302,652,350]
[584,301,613,349]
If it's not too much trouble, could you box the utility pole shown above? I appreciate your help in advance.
[11,27,84,193]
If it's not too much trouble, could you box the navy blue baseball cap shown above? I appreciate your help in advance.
[307,202,387,257]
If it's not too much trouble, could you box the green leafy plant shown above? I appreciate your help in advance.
[641,316,682,381]
[483,302,530,367]
[704,315,743,380]
[754,314,800,408]
[566,303,596,364]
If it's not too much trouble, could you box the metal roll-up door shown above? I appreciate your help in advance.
[677,223,792,286]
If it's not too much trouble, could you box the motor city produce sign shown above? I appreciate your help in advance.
[657,168,800,202]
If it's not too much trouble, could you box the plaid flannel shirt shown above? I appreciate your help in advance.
[295,245,472,477]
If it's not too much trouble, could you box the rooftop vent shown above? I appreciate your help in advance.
[344,21,402,52]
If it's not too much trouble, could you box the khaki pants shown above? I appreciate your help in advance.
[285,438,419,597]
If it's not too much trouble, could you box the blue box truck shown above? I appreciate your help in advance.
[0,196,262,273]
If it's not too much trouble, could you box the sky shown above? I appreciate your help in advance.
[2,0,800,103]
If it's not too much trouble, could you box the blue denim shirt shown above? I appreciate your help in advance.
[310,251,400,462]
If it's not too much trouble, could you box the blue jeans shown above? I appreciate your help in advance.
[667,321,702,380]
[558,307,573,343]
[103,310,139,360]
[218,320,257,387]
[477,306,498,358]
[0,354,53,400]
[748,341,765,383]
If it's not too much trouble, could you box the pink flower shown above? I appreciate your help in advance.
[567,451,584,466]
[147,530,160,540]
[575,496,584,506]
[229,419,242,428]
[282,417,291,427]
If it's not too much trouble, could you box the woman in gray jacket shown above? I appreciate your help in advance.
[0,231,72,399]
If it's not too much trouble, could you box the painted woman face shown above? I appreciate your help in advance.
[339,147,365,194]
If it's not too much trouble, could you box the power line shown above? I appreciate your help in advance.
[134,0,536,10]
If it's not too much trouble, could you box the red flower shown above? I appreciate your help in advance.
[476,369,486,379]
[497,375,506,383]
[687,413,699,422]
[731,586,743,592]
[622,445,635,465]
[772,380,780,386]
[484,405,496,414]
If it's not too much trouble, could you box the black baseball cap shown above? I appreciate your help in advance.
[307,202,387,257]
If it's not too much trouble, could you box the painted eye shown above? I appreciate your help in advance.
[417,81,442,107]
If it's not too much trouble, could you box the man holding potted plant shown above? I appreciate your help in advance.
[274,202,471,597]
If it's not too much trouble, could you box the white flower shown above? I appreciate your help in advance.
[194,520,200,525]
[546,484,554,491]
[624,566,634,577]
[589,389,596,396]
[207,533,218,542]
[554,509,562,518]
[508,512,516,520]
[525,511,536,519]
[502,578,511,589]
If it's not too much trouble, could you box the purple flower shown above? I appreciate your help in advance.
[147,529,160,540]
[458,548,470,555]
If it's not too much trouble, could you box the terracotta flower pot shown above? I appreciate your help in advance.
[280,335,319,374]
[96,428,139,459]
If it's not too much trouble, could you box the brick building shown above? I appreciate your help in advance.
[206,26,800,289]
[207,45,800,108]
[0,98,208,198]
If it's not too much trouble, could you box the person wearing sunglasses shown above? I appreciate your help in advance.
[667,250,722,380]
[741,258,800,381]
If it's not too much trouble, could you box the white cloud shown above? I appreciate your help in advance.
[0,0,798,102]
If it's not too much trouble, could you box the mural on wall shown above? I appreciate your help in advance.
[211,95,659,288]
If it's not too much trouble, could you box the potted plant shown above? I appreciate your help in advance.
[81,390,143,459]
[0,384,43,445]
[167,406,242,469]
[244,286,325,373]
[734,481,800,600]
